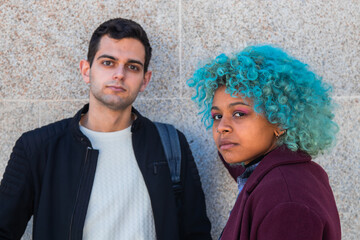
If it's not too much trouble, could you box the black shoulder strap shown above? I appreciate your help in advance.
[154,122,182,187]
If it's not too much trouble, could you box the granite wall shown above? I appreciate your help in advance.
[0,0,359,239]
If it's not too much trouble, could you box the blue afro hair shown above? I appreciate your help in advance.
[187,45,338,156]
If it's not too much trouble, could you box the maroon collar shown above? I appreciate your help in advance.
[244,145,311,193]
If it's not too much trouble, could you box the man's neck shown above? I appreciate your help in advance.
[80,103,134,132]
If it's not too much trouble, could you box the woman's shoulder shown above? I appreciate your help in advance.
[247,160,337,220]
[253,160,331,199]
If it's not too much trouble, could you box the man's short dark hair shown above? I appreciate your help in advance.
[87,18,152,72]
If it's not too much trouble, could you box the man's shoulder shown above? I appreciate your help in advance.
[132,108,190,151]
[148,120,188,143]
[21,117,74,144]
[134,111,182,136]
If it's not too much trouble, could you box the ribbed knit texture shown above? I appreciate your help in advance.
[80,125,156,240]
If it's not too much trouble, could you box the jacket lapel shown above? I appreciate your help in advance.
[244,146,311,194]
[221,146,312,239]
[131,113,179,240]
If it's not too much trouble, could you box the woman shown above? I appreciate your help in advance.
[188,45,341,240]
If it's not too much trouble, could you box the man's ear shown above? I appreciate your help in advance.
[139,70,152,92]
[79,60,91,84]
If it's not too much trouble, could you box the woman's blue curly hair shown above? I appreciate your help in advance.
[187,45,338,156]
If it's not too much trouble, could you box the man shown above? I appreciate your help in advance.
[0,18,211,240]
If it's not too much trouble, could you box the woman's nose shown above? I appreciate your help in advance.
[216,117,232,134]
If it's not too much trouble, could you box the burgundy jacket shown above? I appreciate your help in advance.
[220,145,341,240]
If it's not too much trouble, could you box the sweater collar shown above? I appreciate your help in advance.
[71,104,145,145]
[244,145,312,193]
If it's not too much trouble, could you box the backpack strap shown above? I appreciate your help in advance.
[154,122,182,189]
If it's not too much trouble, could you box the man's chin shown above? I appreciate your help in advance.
[105,102,133,111]
[94,96,136,111]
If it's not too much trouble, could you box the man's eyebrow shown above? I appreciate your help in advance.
[211,101,249,111]
[128,59,144,67]
[97,54,117,61]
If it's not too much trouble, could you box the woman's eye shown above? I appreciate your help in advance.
[233,112,245,117]
[212,114,222,120]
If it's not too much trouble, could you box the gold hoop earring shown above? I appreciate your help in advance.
[275,129,287,139]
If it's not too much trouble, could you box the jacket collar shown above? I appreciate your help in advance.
[244,145,312,193]
[70,104,144,145]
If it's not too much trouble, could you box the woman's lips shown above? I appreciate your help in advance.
[219,140,237,150]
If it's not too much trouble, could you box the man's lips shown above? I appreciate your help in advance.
[107,85,126,92]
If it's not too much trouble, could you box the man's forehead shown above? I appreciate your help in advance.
[96,36,145,62]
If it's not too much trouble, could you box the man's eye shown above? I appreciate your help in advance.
[102,61,113,66]
[128,65,139,71]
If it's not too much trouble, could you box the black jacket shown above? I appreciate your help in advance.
[0,104,211,240]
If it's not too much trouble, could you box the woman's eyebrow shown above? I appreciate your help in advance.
[229,102,249,107]
[211,102,249,111]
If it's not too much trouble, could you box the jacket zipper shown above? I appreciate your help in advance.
[69,146,91,240]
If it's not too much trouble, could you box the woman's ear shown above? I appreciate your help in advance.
[274,128,287,138]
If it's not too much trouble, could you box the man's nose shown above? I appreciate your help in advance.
[113,65,125,80]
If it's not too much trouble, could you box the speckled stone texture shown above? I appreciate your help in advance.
[0,0,359,239]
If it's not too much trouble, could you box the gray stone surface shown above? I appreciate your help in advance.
[181,0,360,98]
[314,98,360,240]
[39,100,88,126]
[0,0,359,239]
[0,101,39,168]
[0,0,180,100]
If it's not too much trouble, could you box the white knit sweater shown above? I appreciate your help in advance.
[80,125,156,240]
